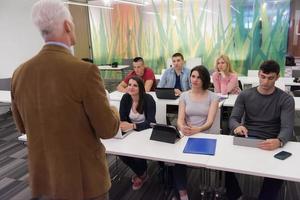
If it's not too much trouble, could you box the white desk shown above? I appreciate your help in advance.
[223,95,300,111]
[98,65,130,78]
[0,91,11,103]
[102,130,210,167]
[18,130,300,182]
[207,134,300,182]
[238,76,300,87]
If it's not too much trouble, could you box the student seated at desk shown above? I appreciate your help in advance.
[212,55,240,95]
[227,60,295,200]
[117,57,156,93]
[119,76,156,190]
[174,66,219,200]
[158,52,191,96]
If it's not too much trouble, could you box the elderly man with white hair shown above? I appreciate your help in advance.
[10,0,119,199]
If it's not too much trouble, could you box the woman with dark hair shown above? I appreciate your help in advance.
[173,65,219,200]
[119,76,156,190]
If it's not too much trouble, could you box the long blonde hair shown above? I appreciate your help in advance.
[215,55,235,74]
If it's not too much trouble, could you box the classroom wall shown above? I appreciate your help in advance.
[89,0,291,76]
[0,0,43,78]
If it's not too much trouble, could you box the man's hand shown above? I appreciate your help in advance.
[233,126,248,137]
[258,139,281,150]
[174,89,182,96]
[120,122,133,132]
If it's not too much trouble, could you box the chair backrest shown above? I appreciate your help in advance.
[162,58,172,74]
[247,70,259,77]
[0,78,11,91]
[186,57,202,70]
[293,90,300,97]
[238,80,243,90]
[292,70,300,78]
[275,81,286,91]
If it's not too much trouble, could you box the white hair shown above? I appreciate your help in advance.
[31,0,72,40]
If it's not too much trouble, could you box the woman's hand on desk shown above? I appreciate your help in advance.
[120,121,134,132]
[181,125,200,136]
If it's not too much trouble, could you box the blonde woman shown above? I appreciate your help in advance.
[212,55,241,94]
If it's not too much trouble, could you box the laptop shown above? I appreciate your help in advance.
[114,128,132,139]
[155,88,178,100]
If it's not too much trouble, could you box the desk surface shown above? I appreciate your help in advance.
[155,74,300,87]
[98,65,130,70]
[223,94,300,110]
[0,91,11,103]
[238,76,300,86]
[207,134,300,182]
[18,130,300,182]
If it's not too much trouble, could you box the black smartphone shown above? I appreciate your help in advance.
[274,151,292,160]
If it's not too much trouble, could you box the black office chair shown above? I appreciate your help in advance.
[0,78,11,91]
[293,90,300,97]
[238,80,243,91]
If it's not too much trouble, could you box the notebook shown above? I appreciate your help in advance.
[183,138,217,155]
[155,88,179,100]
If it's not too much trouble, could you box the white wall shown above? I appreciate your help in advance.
[0,0,43,78]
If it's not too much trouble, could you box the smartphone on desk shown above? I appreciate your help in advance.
[274,151,292,160]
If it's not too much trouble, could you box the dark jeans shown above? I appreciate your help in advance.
[119,156,147,177]
[173,164,187,191]
[225,172,283,200]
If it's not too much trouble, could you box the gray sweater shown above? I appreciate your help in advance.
[229,87,295,144]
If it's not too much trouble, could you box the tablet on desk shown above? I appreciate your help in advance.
[233,135,263,148]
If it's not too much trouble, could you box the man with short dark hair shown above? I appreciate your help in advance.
[227,60,295,200]
[117,57,156,92]
[158,52,190,96]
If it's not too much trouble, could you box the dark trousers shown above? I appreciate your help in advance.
[173,164,187,191]
[225,172,283,200]
[119,156,147,177]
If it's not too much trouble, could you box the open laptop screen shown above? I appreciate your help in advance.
[155,88,178,99]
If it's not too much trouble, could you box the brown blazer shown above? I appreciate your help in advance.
[11,45,119,199]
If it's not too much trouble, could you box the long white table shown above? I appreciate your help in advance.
[238,76,300,87]
[0,91,11,103]
[18,129,300,182]
[223,94,300,111]
[207,134,300,182]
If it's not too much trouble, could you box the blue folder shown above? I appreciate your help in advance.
[183,138,217,155]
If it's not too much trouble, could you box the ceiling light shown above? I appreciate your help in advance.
[114,0,145,6]
[64,1,113,9]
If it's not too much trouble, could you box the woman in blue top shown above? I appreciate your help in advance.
[158,53,191,96]
[119,76,156,190]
